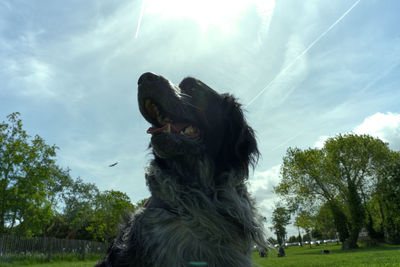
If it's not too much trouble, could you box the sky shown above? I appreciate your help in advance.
[1,0,400,237]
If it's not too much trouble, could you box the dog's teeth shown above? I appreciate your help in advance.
[163,117,172,123]
[154,105,159,114]
[145,99,151,108]
[166,124,171,133]
[157,115,163,124]
[184,126,194,134]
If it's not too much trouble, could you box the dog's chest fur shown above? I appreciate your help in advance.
[135,161,257,267]
[139,207,253,267]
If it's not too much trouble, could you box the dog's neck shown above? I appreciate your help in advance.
[152,156,216,186]
[145,156,220,208]
[145,157,247,211]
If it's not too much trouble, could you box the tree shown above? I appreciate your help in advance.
[288,235,297,243]
[276,134,392,248]
[1,112,143,242]
[275,147,349,245]
[373,151,400,243]
[271,206,291,246]
[324,134,390,248]
[315,203,337,239]
[61,177,99,240]
[0,113,66,237]
[86,190,135,242]
[294,210,314,248]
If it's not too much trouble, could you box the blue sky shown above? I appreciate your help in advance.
[1,0,399,236]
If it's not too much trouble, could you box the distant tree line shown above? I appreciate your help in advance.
[0,113,145,242]
[273,133,400,249]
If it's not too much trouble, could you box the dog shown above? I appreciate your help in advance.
[321,250,330,254]
[95,72,266,267]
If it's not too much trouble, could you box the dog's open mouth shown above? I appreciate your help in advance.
[144,99,200,138]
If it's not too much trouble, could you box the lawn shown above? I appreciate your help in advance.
[2,244,400,267]
[4,262,98,267]
[252,243,400,267]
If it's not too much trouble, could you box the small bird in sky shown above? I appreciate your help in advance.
[109,162,118,167]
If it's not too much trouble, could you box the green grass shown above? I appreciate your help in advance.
[252,243,400,267]
[0,254,102,267]
[2,244,400,267]
[3,261,98,267]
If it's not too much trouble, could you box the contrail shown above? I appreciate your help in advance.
[360,60,399,93]
[270,131,304,152]
[246,0,362,107]
[135,0,146,39]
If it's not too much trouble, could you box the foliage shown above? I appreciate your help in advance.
[0,113,138,243]
[86,190,135,242]
[275,133,394,249]
[373,151,400,243]
[0,113,64,237]
[314,202,336,239]
[271,206,291,246]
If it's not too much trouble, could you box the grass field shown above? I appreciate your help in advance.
[2,243,400,266]
[4,262,98,267]
[252,243,400,267]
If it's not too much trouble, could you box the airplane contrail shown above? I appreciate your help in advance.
[135,0,146,39]
[360,60,399,93]
[246,0,362,107]
[270,131,304,152]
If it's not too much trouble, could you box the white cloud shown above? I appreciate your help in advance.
[314,135,330,149]
[248,165,281,217]
[248,165,301,237]
[313,112,400,152]
[354,112,400,150]
[3,56,55,99]
[20,58,55,97]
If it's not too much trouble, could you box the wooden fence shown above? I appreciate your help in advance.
[0,235,108,261]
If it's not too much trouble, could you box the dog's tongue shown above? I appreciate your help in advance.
[147,123,189,135]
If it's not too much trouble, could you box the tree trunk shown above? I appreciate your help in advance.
[329,201,349,244]
[346,181,364,248]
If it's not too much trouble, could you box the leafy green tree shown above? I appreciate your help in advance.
[61,177,99,240]
[86,190,135,242]
[302,232,311,242]
[1,112,144,242]
[294,210,314,247]
[373,151,400,243]
[288,235,297,243]
[315,203,337,239]
[271,206,291,246]
[0,113,66,237]
[275,147,349,245]
[276,134,391,248]
[324,134,390,247]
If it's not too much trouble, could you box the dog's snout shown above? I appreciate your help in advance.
[138,72,160,86]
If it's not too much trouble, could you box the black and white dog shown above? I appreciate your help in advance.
[96,72,266,267]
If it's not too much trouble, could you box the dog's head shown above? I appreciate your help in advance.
[137,72,259,180]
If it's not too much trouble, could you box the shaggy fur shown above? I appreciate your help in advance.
[96,72,266,267]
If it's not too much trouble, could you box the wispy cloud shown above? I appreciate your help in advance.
[135,0,146,39]
[246,0,362,107]
[248,165,281,215]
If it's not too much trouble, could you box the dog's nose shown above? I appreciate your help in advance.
[138,72,160,86]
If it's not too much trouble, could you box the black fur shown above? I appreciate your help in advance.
[96,73,266,267]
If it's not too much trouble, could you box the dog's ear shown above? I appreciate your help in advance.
[218,94,259,179]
